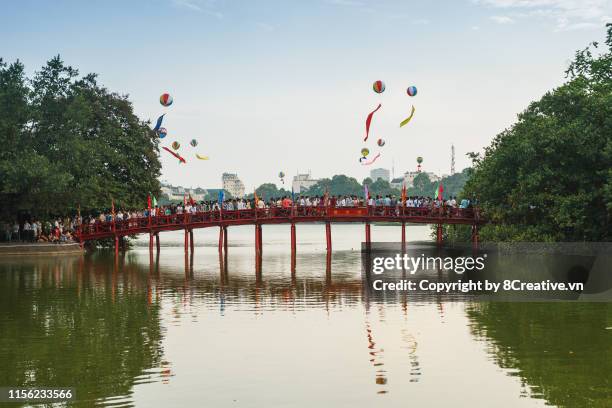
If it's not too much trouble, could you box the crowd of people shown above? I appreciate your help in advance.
[0,218,78,243]
[2,194,475,242]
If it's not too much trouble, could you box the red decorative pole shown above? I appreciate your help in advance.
[325,221,332,255]
[436,224,443,245]
[365,222,371,251]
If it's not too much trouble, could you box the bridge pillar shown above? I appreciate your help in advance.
[290,223,296,272]
[436,224,443,246]
[223,226,228,256]
[401,221,406,252]
[156,233,160,253]
[325,221,332,255]
[218,226,224,256]
[190,229,194,253]
[149,233,154,253]
[114,235,119,257]
[255,224,263,273]
[365,222,371,251]
[184,229,189,253]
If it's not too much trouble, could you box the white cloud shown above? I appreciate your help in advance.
[491,15,515,23]
[472,25,481,30]
[172,0,224,19]
[474,0,612,30]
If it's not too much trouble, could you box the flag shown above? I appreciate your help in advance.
[364,184,369,200]
[147,194,152,210]
[291,186,295,203]
[435,183,444,201]
[401,182,407,205]
[323,187,329,207]
[189,194,195,206]
[152,196,157,207]
[218,190,224,205]
[254,189,259,205]
[183,194,187,206]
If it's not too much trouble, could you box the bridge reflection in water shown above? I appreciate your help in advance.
[77,206,484,272]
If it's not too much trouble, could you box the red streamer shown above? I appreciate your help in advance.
[364,104,382,142]
[162,146,186,163]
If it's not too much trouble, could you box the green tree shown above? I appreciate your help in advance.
[304,175,363,196]
[0,56,161,221]
[462,24,612,241]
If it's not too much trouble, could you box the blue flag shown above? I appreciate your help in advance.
[218,190,224,205]
[153,114,165,132]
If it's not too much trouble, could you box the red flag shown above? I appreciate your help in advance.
[189,194,195,206]
[437,183,444,201]
[111,199,115,216]
[183,194,187,206]
[147,195,152,210]
[401,182,407,205]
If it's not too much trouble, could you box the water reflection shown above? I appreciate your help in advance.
[0,253,165,406]
[467,302,612,408]
[0,236,610,407]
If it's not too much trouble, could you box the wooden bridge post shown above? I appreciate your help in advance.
[365,222,371,251]
[255,224,263,273]
[156,233,160,253]
[189,229,194,253]
[436,224,443,246]
[184,229,189,253]
[149,233,154,253]
[114,235,119,257]
[290,223,296,272]
[401,221,406,252]
[223,226,228,256]
[218,226,224,256]
[325,221,332,255]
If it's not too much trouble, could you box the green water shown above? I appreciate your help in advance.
[0,225,610,407]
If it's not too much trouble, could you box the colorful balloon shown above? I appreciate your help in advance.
[279,171,285,179]
[417,156,423,164]
[160,93,173,106]
[157,127,167,138]
[372,80,385,93]
[361,147,370,157]
[407,86,417,96]
[190,139,198,147]
[377,138,385,147]
[172,141,180,150]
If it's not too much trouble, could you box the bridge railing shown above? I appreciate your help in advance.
[76,206,480,239]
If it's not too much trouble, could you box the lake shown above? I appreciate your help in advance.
[0,224,610,407]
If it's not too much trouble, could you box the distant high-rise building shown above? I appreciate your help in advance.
[222,173,245,198]
[292,173,319,194]
[370,168,390,182]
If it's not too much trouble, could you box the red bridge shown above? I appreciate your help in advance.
[76,206,484,270]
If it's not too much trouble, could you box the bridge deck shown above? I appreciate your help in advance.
[76,206,482,242]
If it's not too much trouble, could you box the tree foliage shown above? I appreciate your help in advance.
[0,56,161,220]
[463,24,612,241]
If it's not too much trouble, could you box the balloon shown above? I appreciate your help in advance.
[377,138,385,147]
[361,148,370,157]
[372,80,385,93]
[278,171,285,178]
[190,139,198,147]
[160,93,173,106]
[172,141,180,150]
[407,86,417,96]
[417,156,423,164]
[157,127,167,138]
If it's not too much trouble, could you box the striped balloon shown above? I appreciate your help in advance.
[172,141,180,150]
[406,86,417,96]
[160,93,173,106]
[157,127,167,138]
[372,80,385,93]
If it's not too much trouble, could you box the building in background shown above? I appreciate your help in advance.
[222,173,245,198]
[390,177,404,190]
[160,183,207,202]
[292,173,319,194]
[370,168,390,182]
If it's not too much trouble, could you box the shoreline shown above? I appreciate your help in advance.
[0,242,84,256]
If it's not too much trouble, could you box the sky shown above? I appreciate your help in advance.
[2,0,611,191]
